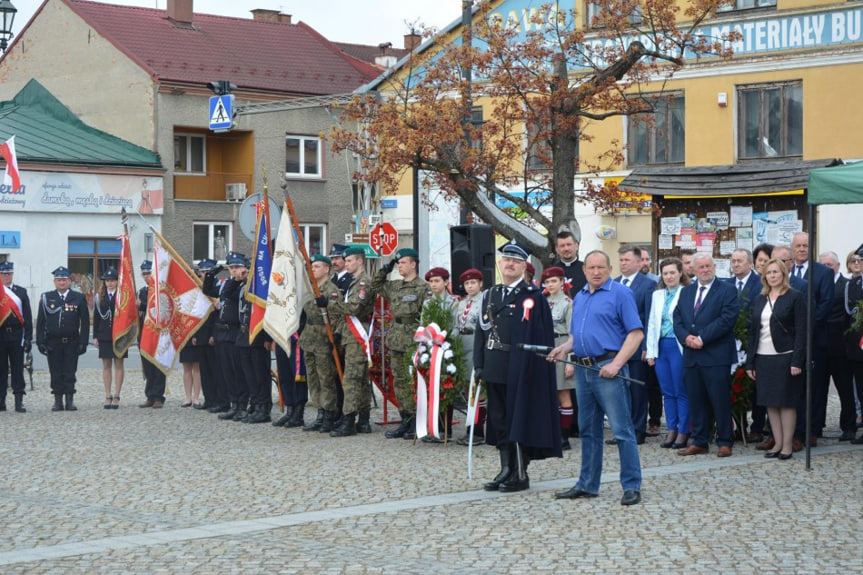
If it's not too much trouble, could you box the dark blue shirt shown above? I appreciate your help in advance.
[569,277,642,357]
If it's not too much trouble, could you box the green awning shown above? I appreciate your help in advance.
[808,161,863,205]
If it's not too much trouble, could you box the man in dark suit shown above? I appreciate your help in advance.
[673,253,740,457]
[329,244,354,296]
[615,245,656,444]
[0,261,32,413]
[727,248,763,440]
[818,250,855,440]
[789,232,834,445]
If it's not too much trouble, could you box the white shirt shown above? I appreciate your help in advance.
[620,273,639,287]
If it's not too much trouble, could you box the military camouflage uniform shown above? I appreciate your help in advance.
[329,271,374,415]
[298,278,344,412]
[372,270,427,412]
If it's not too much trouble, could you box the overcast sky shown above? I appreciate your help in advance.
[12,0,460,47]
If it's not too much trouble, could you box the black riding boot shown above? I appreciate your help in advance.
[52,394,64,412]
[272,405,295,427]
[64,393,77,411]
[483,445,512,491]
[219,402,238,420]
[14,393,26,413]
[303,409,324,431]
[385,411,412,439]
[330,412,357,437]
[499,444,530,492]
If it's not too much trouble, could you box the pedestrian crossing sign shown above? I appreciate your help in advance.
[209,94,234,131]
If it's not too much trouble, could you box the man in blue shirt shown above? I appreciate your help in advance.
[551,250,644,506]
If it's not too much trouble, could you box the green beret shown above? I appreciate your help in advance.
[343,247,366,257]
[394,248,419,261]
[311,254,332,266]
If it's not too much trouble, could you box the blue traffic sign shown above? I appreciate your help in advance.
[209,95,234,131]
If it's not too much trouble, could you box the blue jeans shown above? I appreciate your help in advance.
[575,361,642,494]
[655,338,689,435]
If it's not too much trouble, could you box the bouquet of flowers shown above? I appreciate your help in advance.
[730,303,755,439]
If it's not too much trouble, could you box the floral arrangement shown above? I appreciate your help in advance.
[850,298,863,336]
[401,296,467,413]
[730,302,755,420]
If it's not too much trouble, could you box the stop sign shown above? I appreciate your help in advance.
[369,222,399,256]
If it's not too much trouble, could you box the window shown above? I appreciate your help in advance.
[68,237,122,311]
[526,117,552,171]
[300,224,327,257]
[585,2,641,27]
[174,134,206,174]
[628,94,685,166]
[285,136,322,178]
[469,106,484,149]
[738,81,802,160]
[719,0,776,12]
[193,222,233,263]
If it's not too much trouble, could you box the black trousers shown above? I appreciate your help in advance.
[0,336,25,395]
[142,356,166,402]
[646,364,663,427]
[796,348,827,439]
[214,338,241,404]
[486,380,509,448]
[47,339,79,395]
[199,345,222,406]
[275,343,308,408]
[238,345,271,405]
[822,353,856,433]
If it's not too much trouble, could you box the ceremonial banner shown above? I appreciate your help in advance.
[0,280,24,325]
[263,202,312,352]
[112,234,139,356]
[245,203,271,344]
[140,233,214,374]
[0,135,21,191]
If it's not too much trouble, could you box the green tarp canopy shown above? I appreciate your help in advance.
[808,161,863,205]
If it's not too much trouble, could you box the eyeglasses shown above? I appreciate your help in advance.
[850,258,863,264]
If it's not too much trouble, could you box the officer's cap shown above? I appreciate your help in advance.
[458,268,483,284]
[196,258,217,271]
[328,243,347,258]
[52,266,71,278]
[856,243,863,257]
[140,260,153,272]
[541,266,565,283]
[343,246,365,258]
[227,252,248,267]
[311,254,332,266]
[424,267,449,281]
[0,261,13,273]
[101,268,119,280]
[498,239,531,261]
[393,248,419,262]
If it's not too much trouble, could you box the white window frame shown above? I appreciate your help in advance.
[718,0,776,13]
[193,222,233,263]
[285,135,323,179]
[174,133,207,175]
[300,224,327,256]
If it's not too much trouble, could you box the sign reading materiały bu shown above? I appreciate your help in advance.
[0,171,164,214]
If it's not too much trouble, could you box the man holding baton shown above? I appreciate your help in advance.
[550,250,644,506]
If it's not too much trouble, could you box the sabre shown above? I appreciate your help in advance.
[515,343,645,386]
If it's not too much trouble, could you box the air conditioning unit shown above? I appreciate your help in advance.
[225,183,247,202]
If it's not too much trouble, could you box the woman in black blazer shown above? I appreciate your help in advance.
[93,268,128,409]
[745,258,806,459]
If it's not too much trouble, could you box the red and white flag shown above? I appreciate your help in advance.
[0,281,24,325]
[140,232,214,375]
[112,234,139,357]
[0,136,21,192]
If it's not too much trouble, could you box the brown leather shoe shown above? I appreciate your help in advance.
[808,436,818,447]
[792,439,803,452]
[756,437,775,451]
[717,446,732,458]
[138,400,154,408]
[153,401,164,408]
[646,425,661,437]
[677,445,708,456]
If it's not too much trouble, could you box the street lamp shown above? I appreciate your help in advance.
[0,0,16,53]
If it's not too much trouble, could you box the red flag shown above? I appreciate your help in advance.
[0,280,24,325]
[112,234,139,356]
[140,232,214,375]
[0,136,21,192]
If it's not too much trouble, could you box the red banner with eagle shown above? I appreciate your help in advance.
[112,233,139,357]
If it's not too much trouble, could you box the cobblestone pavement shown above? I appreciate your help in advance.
[1,368,861,573]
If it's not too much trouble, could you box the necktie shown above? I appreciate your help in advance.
[736,280,743,292]
[622,278,630,286]
[694,286,706,315]
[795,265,803,278]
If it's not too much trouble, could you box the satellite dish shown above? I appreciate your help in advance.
[238,193,283,241]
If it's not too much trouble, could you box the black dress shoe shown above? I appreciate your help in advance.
[562,438,571,451]
[839,431,856,441]
[498,474,529,493]
[764,450,780,459]
[777,452,793,460]
[554,486,597,500]
[851,435,863,445]
[621,490,641,506]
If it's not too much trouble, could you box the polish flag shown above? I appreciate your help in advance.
[0,136,21,192]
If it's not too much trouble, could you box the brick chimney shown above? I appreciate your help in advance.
[167,0,193,23]
[251,9,292,24]
[404,32,422,51]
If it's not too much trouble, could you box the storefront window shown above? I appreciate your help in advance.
[68,237,121,312]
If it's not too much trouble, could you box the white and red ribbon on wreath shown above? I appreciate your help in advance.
[412,322,447,439]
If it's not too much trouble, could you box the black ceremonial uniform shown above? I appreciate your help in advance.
[36,288,89,403]
[214,276,244,419]
[332,270,354,296]
[236,289,272,423]
[0,282,32,410]
[138,283,167,404]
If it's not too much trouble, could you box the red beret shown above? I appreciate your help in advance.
[425,267,450,281]
[540,266,565,283]
[525,262,536,276]
[459,268,483,284]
